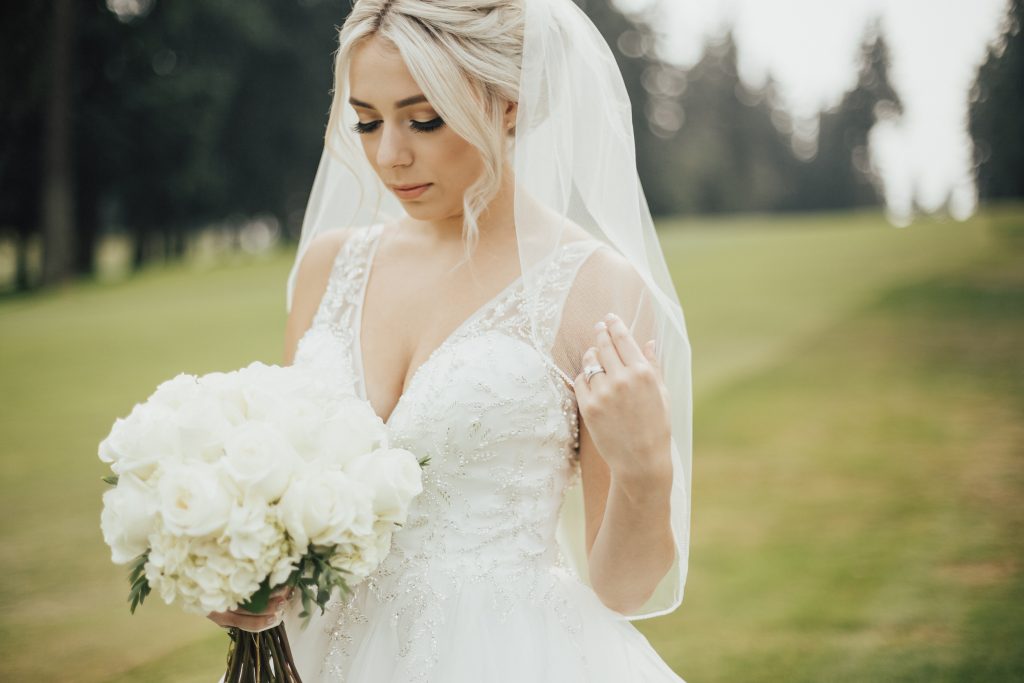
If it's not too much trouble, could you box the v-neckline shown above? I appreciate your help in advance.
[354,223,543,426]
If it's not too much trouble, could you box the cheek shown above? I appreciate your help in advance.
[359,137,379,169]
[434,132,484,188]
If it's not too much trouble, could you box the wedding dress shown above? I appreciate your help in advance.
[279,222,687,682]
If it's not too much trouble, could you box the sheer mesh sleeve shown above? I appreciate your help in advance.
[550,242,689,620]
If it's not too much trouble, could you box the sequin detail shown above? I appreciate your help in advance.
[293,224,602,682]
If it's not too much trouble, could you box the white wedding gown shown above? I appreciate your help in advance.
[271,223,687,682]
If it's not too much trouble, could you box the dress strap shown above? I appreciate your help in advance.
[311,224,382,332]
[528,240,605,392]
[530,240,605,353]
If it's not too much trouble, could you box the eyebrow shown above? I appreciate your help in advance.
[348,94,429,110]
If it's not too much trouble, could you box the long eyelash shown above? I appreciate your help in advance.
[411,117,445,133]
[351,120,380,135]
[350,117,445,135]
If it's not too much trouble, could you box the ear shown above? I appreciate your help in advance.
[504,100,518,129]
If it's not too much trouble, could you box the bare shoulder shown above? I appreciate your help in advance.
[283,227,357,365]
[572,238,646,300]
[557,236,652,352]
[555,221,641,283]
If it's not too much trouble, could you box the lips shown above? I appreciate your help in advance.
[390,183,432,199]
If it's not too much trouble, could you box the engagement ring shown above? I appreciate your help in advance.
[583,364,606,383]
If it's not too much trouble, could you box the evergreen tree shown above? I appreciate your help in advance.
[969,0,1024,200]
[648,31,798,214]
[795,18,902,210]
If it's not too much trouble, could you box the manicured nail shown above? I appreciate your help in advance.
[595,321,606,332]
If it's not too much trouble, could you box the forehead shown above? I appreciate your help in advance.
[348,36,422,105]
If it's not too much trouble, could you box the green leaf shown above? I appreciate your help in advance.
[239,576,272,613]
[101,473,119,486]
[127,551,151,614]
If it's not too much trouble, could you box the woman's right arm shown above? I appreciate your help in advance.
[282,229,350,366]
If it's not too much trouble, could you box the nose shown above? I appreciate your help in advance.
[375,122,412,169]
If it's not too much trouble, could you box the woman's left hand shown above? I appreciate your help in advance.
[573,312,673,483]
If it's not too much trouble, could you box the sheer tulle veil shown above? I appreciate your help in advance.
[286,0,692,621]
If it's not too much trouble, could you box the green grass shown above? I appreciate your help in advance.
[0,204,1020,681]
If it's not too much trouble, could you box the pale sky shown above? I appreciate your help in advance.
[614,0,1011,223]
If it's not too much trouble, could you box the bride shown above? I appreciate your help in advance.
[208,0,692,680]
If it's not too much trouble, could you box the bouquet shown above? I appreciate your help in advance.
[98,360,426,682]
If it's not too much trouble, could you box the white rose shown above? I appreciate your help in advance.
[238,361,312,421]
[98,402,182,481]
[172,391,236,464]
[331,543,373,579]
[157,461,233,537]
[277,466,375,549]
[100,473,158,564]
[149,372,202,409]
[290,333,357,394]
[221,421,300,503]
[222,497,285,562]
[344,448,424,524]
[195,370,247,426]
[313,397,388,468]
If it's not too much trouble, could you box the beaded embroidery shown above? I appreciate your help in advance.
[294,224,602,682]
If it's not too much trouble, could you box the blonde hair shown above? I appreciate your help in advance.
[327,0,525,259]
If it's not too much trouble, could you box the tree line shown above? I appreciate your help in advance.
[1,0,1020,295]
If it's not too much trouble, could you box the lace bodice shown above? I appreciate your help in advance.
[291,223,605,681]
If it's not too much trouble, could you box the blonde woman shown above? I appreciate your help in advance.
[208,0,693,680]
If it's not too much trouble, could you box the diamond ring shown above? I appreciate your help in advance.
[583,364,606,383]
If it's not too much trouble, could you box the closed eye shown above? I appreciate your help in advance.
[351,117,445,135]
[410,117,444,133]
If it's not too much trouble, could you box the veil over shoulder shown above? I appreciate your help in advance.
[287,0,691,626]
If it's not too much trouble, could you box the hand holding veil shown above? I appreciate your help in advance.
[287,0,692,621]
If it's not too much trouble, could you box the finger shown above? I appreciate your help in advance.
[579,345,607,384]
[604,312,645,366]
[574,346,595,393]
[229,597,285,618]
[594,320,624,374]
[248,611,284,633]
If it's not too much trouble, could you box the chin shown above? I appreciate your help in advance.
[402,201,460,223]
[400,203,434,220]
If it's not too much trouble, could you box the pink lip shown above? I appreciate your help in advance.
[391,183,431,199]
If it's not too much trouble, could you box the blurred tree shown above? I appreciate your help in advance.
[41,0,77,286]
[575,0,670,213]
[969,0,1024,199]
[1,0,912,296]
[1,0,346,293]
[640,31,798,214]
[0,3,48,291]
[81,0,345,270]
[793,19,902,210]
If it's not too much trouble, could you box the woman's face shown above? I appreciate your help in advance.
[348,36,485,222]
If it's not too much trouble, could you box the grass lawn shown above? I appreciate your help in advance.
[0,205,1020,681]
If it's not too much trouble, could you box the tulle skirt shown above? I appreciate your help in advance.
[251,564,688,683]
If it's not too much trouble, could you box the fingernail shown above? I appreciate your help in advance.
[595,321,606,332]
